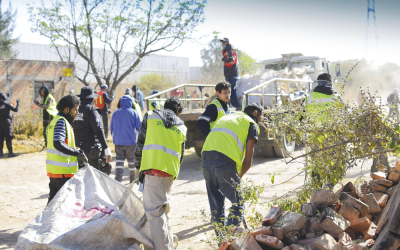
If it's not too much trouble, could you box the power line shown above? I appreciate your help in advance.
[364,0,379,58]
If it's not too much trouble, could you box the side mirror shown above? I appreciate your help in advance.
[335,63,341,77]
[334,77,339,84]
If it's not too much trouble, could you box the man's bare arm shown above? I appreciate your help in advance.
[238,139,256,178]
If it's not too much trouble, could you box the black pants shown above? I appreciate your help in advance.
[0,119,13,155]
[101,112,109,139]
[48,176,70,204]
[76,140,111,175]
[43,120,51,147]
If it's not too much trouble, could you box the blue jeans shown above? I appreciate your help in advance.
[202,159,244,227]
[225,77,240,108]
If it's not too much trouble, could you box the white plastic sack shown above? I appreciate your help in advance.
[236,67,312,108]
[15,166,154,250]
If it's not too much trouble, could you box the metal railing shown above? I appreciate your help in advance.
[144,84,216,111]
[242,78,313,107]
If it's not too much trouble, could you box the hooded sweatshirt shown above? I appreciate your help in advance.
[110,95,142,145]
[134,108,186,170]
[0,93,19,120]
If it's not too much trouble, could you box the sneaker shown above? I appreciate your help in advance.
[8,153,20,158]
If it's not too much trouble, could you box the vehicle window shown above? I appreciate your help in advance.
[264,62,288,71]
[291,61,315,71]
[322,61,325,68]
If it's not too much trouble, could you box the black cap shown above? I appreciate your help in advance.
[317,73,332,83]
[245,103,263,113]
[219,37,229,42]
[77,86,98,99]
[0,93,6,101]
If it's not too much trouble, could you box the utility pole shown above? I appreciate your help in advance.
[364,0,379,59]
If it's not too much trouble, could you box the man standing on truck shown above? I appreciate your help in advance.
[135,97,186,250]
[196,81,231,136]
[201,103,262,229]
[220,38,240,110]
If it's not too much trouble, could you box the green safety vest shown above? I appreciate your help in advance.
[209,99,228,129]
[306,92,335,114]
[202,112,259,172]
[150,99,165,111]
[140,111,187,179]
[46,115,78,176]
[45,94,58,117]
[133,101,143,120]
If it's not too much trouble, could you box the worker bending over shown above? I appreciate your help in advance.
[196,81,231,136]
[46,95,88,204]
[201,103,262,228]
[0,93,19,158]
[135,97,186,250]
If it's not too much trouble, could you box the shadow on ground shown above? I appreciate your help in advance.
[0,229,22,250]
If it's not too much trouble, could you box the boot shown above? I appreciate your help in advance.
[8,152,20,158]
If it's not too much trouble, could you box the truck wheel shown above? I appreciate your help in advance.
[261,146,276,157]
[195,147,202,158]
[274,136,295,158]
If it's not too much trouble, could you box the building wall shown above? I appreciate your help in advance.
[13,42,190,84]
[0,59,75,111]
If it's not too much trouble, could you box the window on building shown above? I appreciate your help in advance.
[34,81,54,101]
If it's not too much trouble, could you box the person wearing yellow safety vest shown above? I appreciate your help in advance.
[149,89,165,111]
[46,95,88,204]
[134,97,186,250]
[34,86,58,146]
[387,88,399,120]
[304,73,346,188]
[201,103,262,229]
[196,81,231,136]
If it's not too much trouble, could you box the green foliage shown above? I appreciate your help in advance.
[0,0,19,58]
[136,73,174,97]
[237,50,256,75]
[13,110,43,138]
[266,61,400,212]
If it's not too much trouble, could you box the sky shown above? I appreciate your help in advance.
[9,0,400,67]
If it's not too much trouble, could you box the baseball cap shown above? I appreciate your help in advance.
[219,37,229,42]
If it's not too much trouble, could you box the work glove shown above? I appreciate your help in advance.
[77,149,88,164]
[16,99,20,105]
[219,55,224,61]
[112,90,115,99]
[33,100,39,105]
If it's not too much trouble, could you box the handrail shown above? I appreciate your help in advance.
[144,83,216,111]
[242,77,313,108]
[242,78,312,95]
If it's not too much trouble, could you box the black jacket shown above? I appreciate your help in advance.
[222,44,240,78]
[0,93,18,120]
[72,100,108,150]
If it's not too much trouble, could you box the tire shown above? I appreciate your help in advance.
[274,135,295,158]
[195,146,202,158]
[261,146,276,158]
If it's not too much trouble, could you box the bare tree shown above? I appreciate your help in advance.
[28,0,206,92]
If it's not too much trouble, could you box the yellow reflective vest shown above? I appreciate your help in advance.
[139,111,187,179]
[209,99,229,129]
[45,94,58,117]
[46,115,78,177]
[202,112,259,172]
[150,99,165,111]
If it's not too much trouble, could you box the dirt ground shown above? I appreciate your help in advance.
[0,145,396,250]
